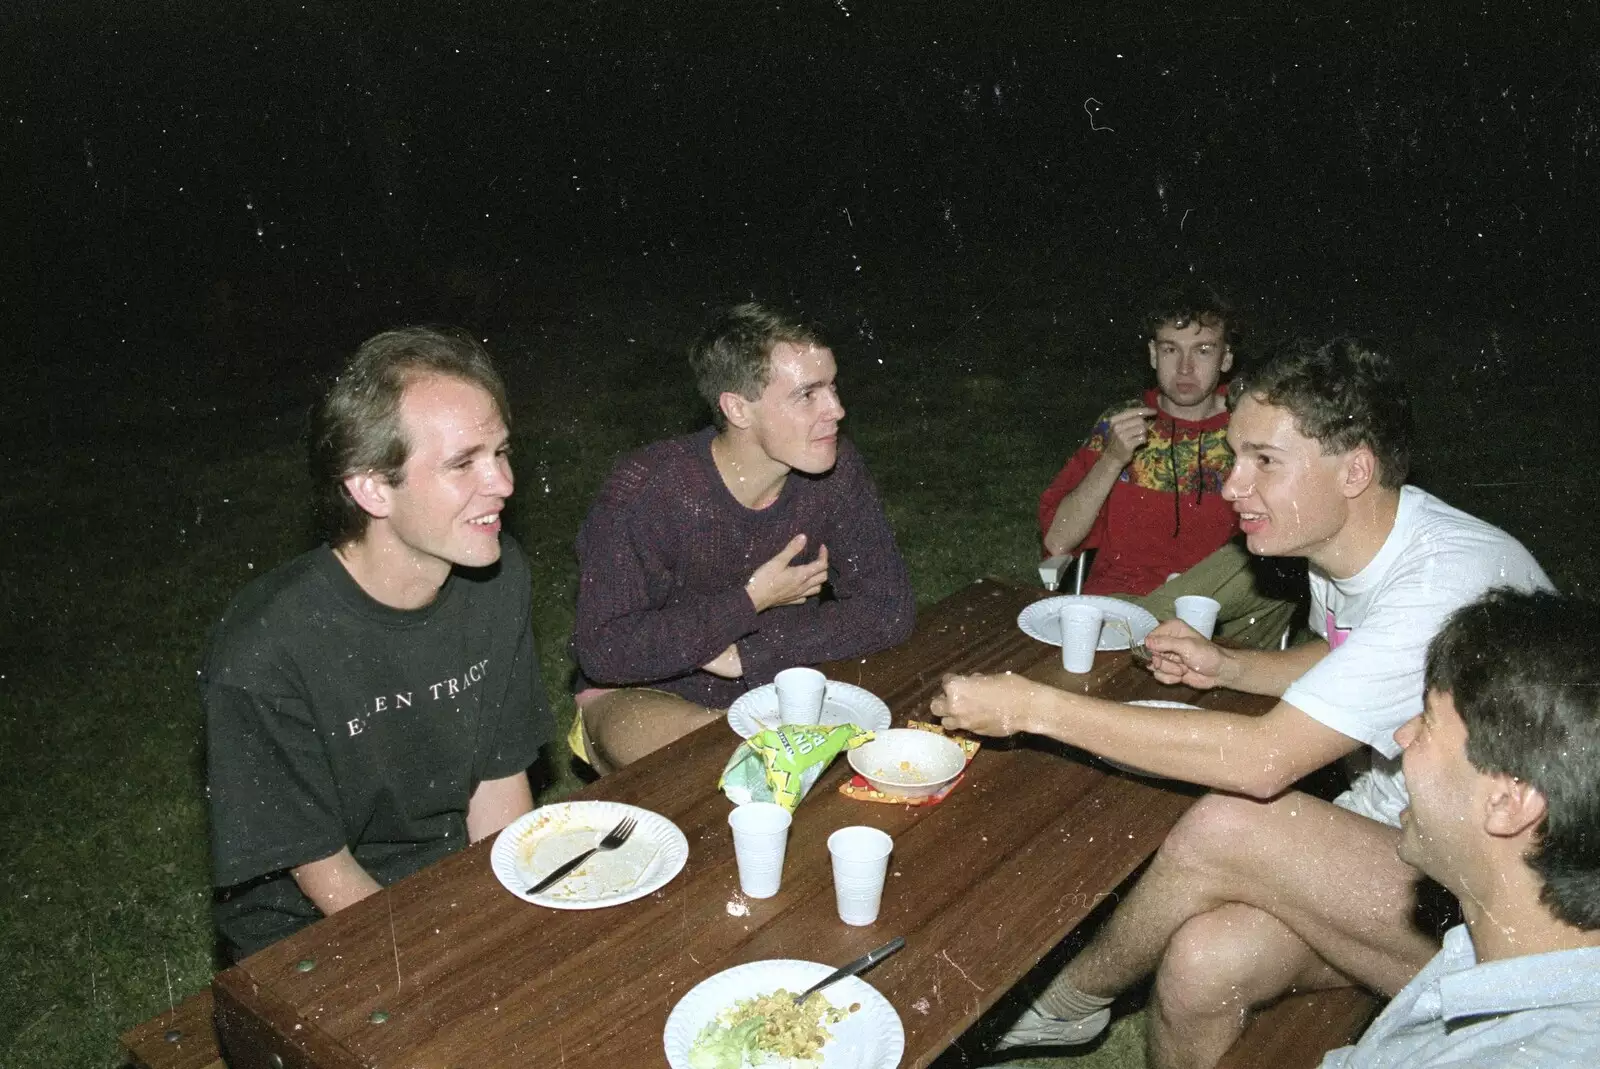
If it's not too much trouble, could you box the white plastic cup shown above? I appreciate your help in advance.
[1174,595,1222,640]
[774,667,827,726]
[728,802,793,898]
[827,825,894,926]
[1059,604,1104,673]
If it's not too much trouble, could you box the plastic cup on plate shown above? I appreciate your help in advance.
[1174,595,1222,640]
[774,667,827,725]
[728,802,792,898]
[828,825,893,926]
[1059,603,1104,673]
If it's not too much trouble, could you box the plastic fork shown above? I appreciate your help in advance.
[525,815,637,895]
[793,937,906,1005]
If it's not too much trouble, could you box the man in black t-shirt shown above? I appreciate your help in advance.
[202,327,552,959]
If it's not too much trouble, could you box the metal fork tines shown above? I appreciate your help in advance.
[526,815,638,895]
[1109,617,1154,667]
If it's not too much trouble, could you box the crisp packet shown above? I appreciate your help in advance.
[719,723,875,811]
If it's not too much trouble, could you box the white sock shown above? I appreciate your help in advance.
[1036,978,1115,1020]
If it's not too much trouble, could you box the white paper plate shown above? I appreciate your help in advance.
[663,959,905,1069]
[490,801,687,909]
[727,680,892,739]
[1100,700,1202,775]
[1017,595,1160,651]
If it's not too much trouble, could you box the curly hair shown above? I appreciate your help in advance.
[1425,587,1600,931]
[1142,279,1240,351]
[1229,336,1411,488]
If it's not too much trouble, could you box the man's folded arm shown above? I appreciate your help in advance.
[739,457,915,680]
[572,513,762,684]
[737,575,914,680]
[575,580,760,684]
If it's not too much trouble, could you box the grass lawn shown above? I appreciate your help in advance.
[1,280,1590,1068]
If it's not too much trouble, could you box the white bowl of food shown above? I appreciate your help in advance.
[847,728,966,799]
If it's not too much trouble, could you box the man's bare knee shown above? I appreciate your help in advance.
[1155,906,1299,1022]
[1148,910,1266,1069]
[1150,792,1276,888]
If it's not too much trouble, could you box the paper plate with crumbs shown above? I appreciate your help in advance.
[1017,595,1159,651]
[490,800,687,909]
[664,959,904,1069]
[727,680,892,740]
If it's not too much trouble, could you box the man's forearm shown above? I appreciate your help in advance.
[1219,639,1330,697]
[739,470,917,678]
[739,568,915,679]
[575,584,759,685]
[291,847,382,916]
[1020,686,1347,797]
[1044,453,1125,556]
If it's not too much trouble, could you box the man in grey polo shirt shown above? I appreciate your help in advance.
[1321,586,1600,1067]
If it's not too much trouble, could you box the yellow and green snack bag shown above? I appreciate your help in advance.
[719,723,875,811]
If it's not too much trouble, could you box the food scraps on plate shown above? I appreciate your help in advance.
[688,988,858,1069]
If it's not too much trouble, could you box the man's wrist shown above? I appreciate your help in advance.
[1092,448,1131,474]
[1017,678,1049,736]
[1214,647,1245,689]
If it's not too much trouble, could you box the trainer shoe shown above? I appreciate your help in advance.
[992,1004,1111,1051]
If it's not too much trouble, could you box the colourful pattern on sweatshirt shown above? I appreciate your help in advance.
[1038,388,1239,596]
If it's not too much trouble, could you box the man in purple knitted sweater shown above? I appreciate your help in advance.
[569,302,916,770]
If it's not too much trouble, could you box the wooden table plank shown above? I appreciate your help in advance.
[119,988,227,1069]
[213,578,1276,1069]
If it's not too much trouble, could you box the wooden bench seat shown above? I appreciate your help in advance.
[1216,986,1380,1069]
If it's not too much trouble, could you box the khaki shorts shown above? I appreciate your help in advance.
[566,706,597,765]
[566,687,690,769]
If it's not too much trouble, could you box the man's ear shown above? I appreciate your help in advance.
[1148,339,1159,372]
[1484,773,1548,839]
[719,390,754,431]
[1220,347,1234,374]
[1340,445,1378,499]
[343,471,393,519]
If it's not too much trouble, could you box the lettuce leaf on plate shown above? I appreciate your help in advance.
[688,1016,766,1069]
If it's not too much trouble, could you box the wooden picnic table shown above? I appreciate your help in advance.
[209,577,1277,1069]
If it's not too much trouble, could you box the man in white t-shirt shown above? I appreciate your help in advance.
[932,337,1551,1068]
[1274,482,1550,829]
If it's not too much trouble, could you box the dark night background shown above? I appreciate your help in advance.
[3,3,1598,1063]
[7,0,1597,445]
